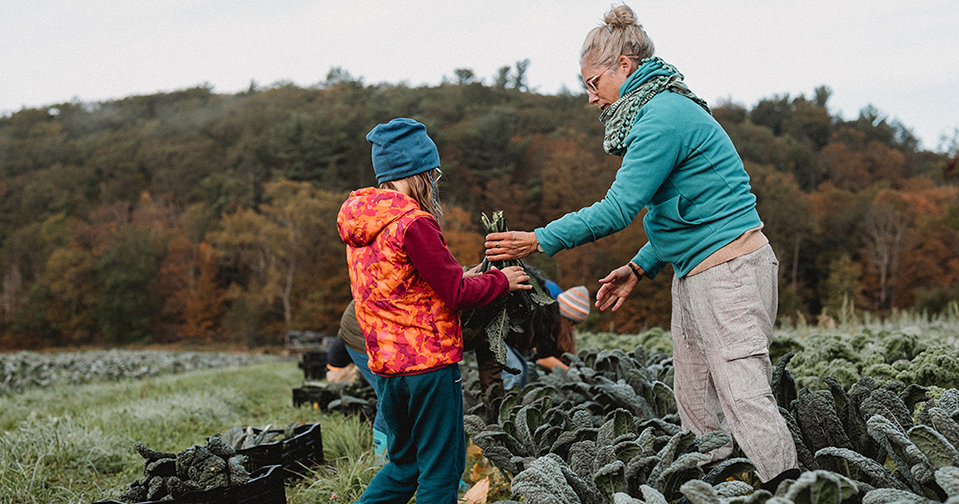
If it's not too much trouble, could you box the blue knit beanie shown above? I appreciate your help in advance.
[366,118,441,184]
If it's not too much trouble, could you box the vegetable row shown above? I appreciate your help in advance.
[1,349,283,394]
[460,343,959,503]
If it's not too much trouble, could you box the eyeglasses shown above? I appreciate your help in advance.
[584,56,641,93]
[584,68,609,94]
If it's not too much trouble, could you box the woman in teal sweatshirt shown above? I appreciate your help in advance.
[484,4,800,492]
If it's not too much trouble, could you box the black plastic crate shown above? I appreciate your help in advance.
[93,464,285,504]
[292,384,376,422]
[234,437,284,474]
[282,422,324,475]
[236,423,324,479]
[292,385,339,409]
[229,465,286,504]
[298,350,328,380]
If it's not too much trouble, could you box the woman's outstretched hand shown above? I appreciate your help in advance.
[498,265,533,292]
[596,262,643,311]
[485,231,538,261]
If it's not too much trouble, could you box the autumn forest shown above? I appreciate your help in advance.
[1,65,957,349]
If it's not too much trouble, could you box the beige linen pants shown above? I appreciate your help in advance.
[670,244,798,481]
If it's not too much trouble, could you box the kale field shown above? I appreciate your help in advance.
[4,309,959,504]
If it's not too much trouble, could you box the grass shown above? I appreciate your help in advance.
[0,357,509,504]
[286,414,381,503]
[0,361,366,503]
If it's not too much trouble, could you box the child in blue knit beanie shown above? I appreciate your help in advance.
[338,117,530,503]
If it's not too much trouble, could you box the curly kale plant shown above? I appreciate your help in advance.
[466,345,734,503]
[471,340,959,504]
[467,322,959,504]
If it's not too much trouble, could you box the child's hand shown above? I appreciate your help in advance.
[499,266,533,292]
[463,264,482,279]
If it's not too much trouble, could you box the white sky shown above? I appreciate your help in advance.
[2,0,958,151]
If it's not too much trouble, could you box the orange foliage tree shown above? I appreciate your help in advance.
[208,179,350,340]
[442,205,486,267]
[155,234,227,343]
[182,242,227,341]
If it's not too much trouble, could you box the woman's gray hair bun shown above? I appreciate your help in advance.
[580,4,654,69]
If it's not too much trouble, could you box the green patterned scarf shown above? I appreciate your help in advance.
[599,57,710,156]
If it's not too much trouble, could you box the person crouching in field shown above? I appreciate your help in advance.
[337,118,531,503]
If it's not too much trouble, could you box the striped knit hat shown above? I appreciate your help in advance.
[558,286,590,323]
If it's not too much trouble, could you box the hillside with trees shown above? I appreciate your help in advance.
[0,65,956,349]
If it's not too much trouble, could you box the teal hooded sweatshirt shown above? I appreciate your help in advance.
[534,59,762,279]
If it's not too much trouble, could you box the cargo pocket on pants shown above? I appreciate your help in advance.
[719,329,769,364]
[718,330,772,403]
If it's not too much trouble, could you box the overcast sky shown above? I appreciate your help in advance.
[3,0,957,151]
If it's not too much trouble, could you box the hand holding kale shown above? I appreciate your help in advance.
[463,211,556,374]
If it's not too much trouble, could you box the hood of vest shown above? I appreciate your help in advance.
[337,187,422,248]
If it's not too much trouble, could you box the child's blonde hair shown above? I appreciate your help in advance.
[379,168,444,219]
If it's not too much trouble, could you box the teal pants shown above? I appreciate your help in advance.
[358,365,465,504]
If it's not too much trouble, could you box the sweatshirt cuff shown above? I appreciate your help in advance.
[533,228,556,256]
[632,247,664,279]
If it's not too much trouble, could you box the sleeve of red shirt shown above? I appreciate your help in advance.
[405,215,509,311]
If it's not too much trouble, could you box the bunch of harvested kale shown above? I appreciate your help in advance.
[217,422,299,451]
[462,211,556,374]
[117,437,250,502]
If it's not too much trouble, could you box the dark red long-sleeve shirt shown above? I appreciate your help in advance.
[404,217,508,310]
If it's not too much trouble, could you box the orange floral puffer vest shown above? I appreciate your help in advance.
[336,187,462,376]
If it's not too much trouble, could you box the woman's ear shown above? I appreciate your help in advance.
[618,54,635,74]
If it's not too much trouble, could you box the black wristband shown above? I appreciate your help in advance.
[627,262,642,279]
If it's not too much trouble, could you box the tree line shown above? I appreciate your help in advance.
[0,65,956,349]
